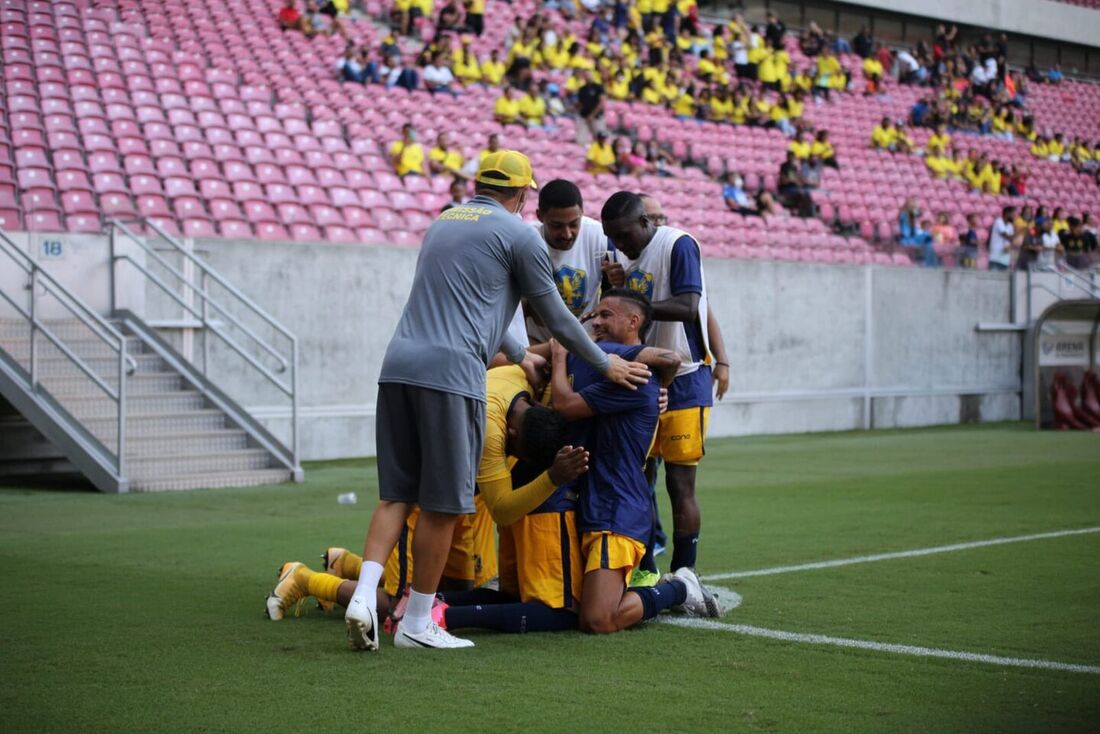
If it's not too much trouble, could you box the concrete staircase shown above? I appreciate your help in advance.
[0,319,293,492]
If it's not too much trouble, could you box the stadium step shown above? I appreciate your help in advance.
[126,448,274,477]
[129,468,293,493]
[61,390,208,419]
[124,429,251,457]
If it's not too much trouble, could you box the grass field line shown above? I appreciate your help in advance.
[659,617,1100,675]
[701,526,1100,581]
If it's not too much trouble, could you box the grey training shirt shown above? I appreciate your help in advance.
[380,195,610,401]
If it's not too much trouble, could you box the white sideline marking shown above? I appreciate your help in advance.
[661,617,1100,675]
[702,526,1100,581]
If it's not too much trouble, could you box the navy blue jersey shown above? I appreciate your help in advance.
[566,341,660,544]
[667,237,713,410]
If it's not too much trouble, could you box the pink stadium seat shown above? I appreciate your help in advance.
[136,195,171,218]
[219,220,253,238]
[255,222,290,241]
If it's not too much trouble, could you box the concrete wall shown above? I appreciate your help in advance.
[3,233,1023,460]
[189,239,1021,459]
[834,0,1100,50]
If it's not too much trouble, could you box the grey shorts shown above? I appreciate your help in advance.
[375,382,485,514]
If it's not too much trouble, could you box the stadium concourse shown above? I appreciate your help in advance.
[2,0,1100,266]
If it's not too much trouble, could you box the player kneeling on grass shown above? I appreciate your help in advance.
[264,363,589,629]
[549,290,720,632]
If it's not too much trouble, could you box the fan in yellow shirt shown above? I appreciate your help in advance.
[453,43,482,85]
[1030,137,1051,159]
[517,88,547,127]
[811,130,836,167]
[481,50,506,85]
[586,132,617,174]
[494,87,521,125]
[388,124,427,177]
[926,124,951,157]
[709,89,733,121]
[861,56,883,95]
[787,132,811,160]
[870,117,897,151]
[673,87,696,118]
[428,132,466,177]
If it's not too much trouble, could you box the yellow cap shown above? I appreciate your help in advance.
[475,149,538,190]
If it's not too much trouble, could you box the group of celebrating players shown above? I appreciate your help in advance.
[265,148,730,649]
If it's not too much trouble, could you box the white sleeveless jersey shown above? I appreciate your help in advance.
[617,225,711,378]
[526,215,610,343]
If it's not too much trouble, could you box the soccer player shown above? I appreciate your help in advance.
[550,290,719,633]
[525,179,613,343]
[600,192,714,578]
[265,364,589,625]
[344,150,649,651]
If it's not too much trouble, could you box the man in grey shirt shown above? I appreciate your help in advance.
[345,150,650,651]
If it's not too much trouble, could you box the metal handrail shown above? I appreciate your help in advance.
[107,218,299,468]
[1059,266,1100,299]
[0,229,129,477]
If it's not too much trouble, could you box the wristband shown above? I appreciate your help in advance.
[715,361,730,368]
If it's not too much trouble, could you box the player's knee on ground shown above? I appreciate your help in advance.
[579,607,622,635]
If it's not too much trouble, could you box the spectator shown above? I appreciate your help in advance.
[645,140,675,177]
[896,47,922,85]
[1005,166,1027,196]
[1047,64,1064,84]
[494,86,521,125]
[481,48,506,85]
[930,212,957,261]
[622,141,650,175]
[437,0,461,31]
[870,117,897,151]
[440,178,468,213]
[277,0,306,32]
[1051,207,1070,236]
[423,51,457,95]
[898,199,921,239]
[316,0,347,37]
[384,53,420,91]
[336,47,363,82]
[463,0,484,36]
[518,85,547,127]
[576,70,607,141]
[428,132,467,178]
[862,52,884,95]
[721,172,758,216]
[543,81,567,117]
[388,123,427,177]
[853,27,874,58]
[1060,217,1094,269]
[478,132,500,164]
[1036,219,1063,270]
[586,131,616,174]
[453,40,482,85]
[777,151,814,217]
[756,189,783,217]
[788,131,811,160]
[902,217,939,267]
[800,155,824,190]
[988,206,1016,271]
[764,11,786,49]
[958,213,980,268]
[812,130,837,169]
[799,22,824,57]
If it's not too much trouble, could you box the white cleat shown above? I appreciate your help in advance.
[345,595,380,651]
[394,621,474,649]
[672,566,723,618]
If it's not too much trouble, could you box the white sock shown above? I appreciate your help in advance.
[401,589,436,635]
[348,560,384,609]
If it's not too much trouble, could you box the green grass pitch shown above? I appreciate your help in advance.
[2,423,1098,732]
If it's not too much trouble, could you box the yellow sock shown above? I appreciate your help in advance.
[307,572,344,603]
[344,552,363,579]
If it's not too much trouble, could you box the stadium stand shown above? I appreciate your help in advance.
[1,0,1098,269]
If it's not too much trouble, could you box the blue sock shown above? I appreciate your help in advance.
[436,588,517,606]
[630,579,687,620]
[671,533,699,571]
[443,602,578,634]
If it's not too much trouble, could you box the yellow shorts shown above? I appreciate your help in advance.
[648,406,710,465]
[382,497,498,597]
[581,530,646,586]
[445,494,498,585]
[498,511,583,609]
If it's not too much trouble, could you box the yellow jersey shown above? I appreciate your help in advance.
[517,94,546,125]
[481,58,505,85]
[1030,140,1050,157]
[927,132,950,156]
[429,146,463,173]
[788,140,811,159]
[388,140,425,176]
[673,92,695,117]
[862,57,883,77]
[811,140,834,160]
[494,95,520,123]
[586,141,616,173]
[870,125,896,149]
